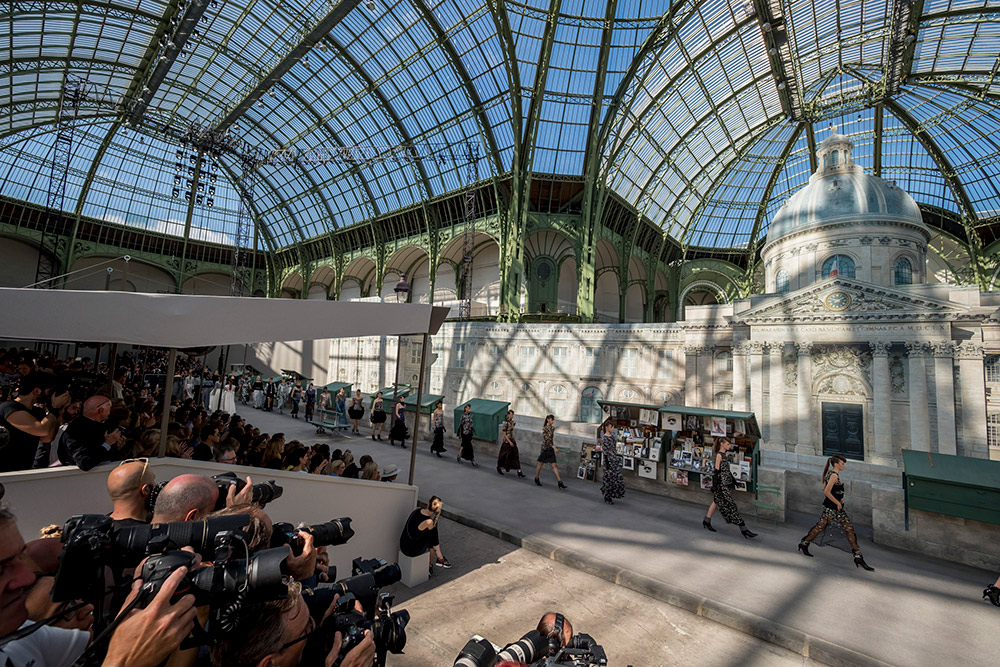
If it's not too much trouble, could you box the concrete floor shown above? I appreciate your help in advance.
[383,517,815,666]
[244,407,998,667]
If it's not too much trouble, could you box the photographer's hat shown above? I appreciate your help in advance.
[381,463,399,478]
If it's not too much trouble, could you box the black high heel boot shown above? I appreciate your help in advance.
[534,477,542,487]
[517,470,526,478]
[702,518,716,532]
[854,553,875,571]
[984,584,1000,607]
[798,541,813,557]
[739,524,757,539]
[557,481,567,490]
[496,466,504,476]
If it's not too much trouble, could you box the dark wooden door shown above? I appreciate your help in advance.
[821,402,864,460]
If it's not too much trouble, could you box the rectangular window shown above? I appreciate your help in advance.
[520,346,536,373]
[455,343,466,369]
[621,348,638,377]
[657,349,674,380]
[409,342,422,366]
[552,347,568,374]
[585,348,601,375]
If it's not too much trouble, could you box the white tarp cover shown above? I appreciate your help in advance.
[0,288,451,347]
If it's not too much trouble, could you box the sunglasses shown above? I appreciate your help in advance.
[117,457,151,488]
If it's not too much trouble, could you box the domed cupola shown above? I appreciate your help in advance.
[761,129,931,293]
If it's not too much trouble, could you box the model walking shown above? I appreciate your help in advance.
[497,409,524,477]
[388,394,409,446]
[264,378,276,411]
[252,375,264,409]
[335,387,348,426]
[370,391,386,440]
[457,403,477,466]
[797,455,874,570]
[703,437,757,538]
[304,383,316,422]
[348,389,365,435]
[430,400,447,457]
[535,414,566,489]
[984,573,1000,607]
[290,381,302,418]
[600,420,624,504]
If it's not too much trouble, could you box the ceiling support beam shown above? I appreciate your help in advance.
[751,0,803,120]
[214,0,363,132]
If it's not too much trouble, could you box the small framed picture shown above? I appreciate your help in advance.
[734,480,748,492]
[638,461,656,479]
[662,413,682,430]
[622,456,635,471]
[632,444,642,458]
[710,417,727,437]
[685,415,700,431]
[577,466,586,480]
[700,474,714,490]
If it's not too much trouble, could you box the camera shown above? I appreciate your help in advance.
[303,558,409,667]
[211,471,283,509]
[454,631,607,667]
[270,517,355,556]
[51,513,251,602]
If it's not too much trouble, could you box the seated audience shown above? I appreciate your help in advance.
[60,395,120,471]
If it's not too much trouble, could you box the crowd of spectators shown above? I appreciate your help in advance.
[0,347,396,481]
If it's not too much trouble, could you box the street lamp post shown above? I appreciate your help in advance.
[391,274,410,405]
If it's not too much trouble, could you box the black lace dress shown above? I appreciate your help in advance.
[458,412,476,461]
[431,411,446,453]
[497,418,520,471]
[712,453,743,524]
[389,402,409,444]
[600,433,625,502]
[537,422,557,463]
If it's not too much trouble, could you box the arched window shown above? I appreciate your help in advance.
[775,269,790,294]
[658,391,674,406]
[581,386,604,423]
[619,387,637,401]
[986,356,1000,383]
[714,391,733,411]
[549,384,567,415]
[822,254,855,279]
[517,382,533,415]
[486,380,504,402]
[715,350,733,372]
[894,257,913,285]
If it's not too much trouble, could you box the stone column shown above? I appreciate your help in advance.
[748,342,765,426]
[700,345,715,407]
[795,342,814,453]
[905,342,930,452]
[955,342,987,458]
[768,342,784,444]
[683,345,699,406]
[932,342,957,455]
[732,343,748,412]
[870,341,895,465]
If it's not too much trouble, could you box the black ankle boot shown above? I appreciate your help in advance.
[984,584,1000,607]
[517,470,526,478]
[702,518,716,532]
[534,477,542,487]
[739,524,757,539]
[496,466,504,476]
[854,552,875,571]
[798,541,813,557]
[557,481,567,490]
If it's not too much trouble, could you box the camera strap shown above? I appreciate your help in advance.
[0,601,90,648]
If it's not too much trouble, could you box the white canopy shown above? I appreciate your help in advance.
[0,288,451,346]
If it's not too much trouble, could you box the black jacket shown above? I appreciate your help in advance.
[60,416,112,471]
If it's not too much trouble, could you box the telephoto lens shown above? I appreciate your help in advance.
[495,631,546,664]
[328,558,402,615]
[211,472,283,510]
[453,636,497,667]
[271,518,354,556]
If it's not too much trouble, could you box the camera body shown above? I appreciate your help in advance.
[322,592,409,667]
[211,472,283,510]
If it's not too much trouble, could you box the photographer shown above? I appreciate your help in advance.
[399,496,451,577]
[107,459,156,526]
[60,395,121,471]
[0,371,59,472]
[209,583,375,667]
[151,474,253,523]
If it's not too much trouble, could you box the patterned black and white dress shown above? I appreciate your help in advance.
[459,412,476,461]
[497,417,520,472]
[600,433,625,502]
[431,410,446,453]
[537,422,557,463]
[370,397,386,424]
[712,453,744,524]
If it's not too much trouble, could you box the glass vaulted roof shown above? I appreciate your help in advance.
[1,0,999,251]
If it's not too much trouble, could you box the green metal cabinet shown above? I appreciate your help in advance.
[370,385,410,402]
[902,450,1000,528]
[454,399,510,441]
[323,381,352,395]
[404,393,444,415]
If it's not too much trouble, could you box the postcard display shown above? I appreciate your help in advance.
[665,414,756,493]
[579,405,662,482]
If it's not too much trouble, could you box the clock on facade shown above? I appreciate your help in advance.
[825,291,851,311]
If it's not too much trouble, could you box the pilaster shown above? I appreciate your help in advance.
[732,343,748,412]
[748,342,765,427]
[869,341,895,466]
[905,342,930,453]
[955,342,988,459]
[767,342,784,444]
[932,342,957,455]
[795,342,813,453]
[683,345,699,407]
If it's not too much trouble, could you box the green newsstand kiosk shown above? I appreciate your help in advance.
[453,399,510,440]
[403,392,444,415]
[370,385,410,403]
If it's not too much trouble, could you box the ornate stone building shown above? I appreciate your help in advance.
[311,133,999,466]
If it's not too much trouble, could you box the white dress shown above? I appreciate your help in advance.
[209,384,224,411]
[222,383,237,414]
